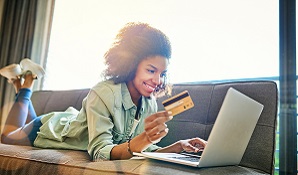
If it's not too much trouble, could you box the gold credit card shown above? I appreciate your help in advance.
[162,90,194,116]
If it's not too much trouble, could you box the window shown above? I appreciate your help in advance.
[44,0,278,90]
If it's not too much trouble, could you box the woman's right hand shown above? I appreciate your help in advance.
[144,111,173,144]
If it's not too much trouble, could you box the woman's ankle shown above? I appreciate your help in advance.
[21,71,35,89]
[15,88,32,101]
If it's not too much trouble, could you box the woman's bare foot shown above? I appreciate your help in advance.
[12,79,22,94]
[21,71,35,89]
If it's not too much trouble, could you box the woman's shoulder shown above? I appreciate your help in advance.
[91,80,121,93]
[88,80,124,104]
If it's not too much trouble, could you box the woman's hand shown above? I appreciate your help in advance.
[144,111,173,144]
[110,111,172,160]
[179,138,207,153]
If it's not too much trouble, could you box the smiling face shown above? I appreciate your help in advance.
[127,55,169,105]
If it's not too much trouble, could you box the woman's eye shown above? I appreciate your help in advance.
[160,72,166,78]
[147,69,155,74]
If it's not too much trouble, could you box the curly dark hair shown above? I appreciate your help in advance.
[102,22,172,96]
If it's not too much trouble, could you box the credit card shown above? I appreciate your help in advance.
[162,90,194,116]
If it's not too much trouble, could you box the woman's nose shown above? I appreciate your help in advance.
[152,75,161,85]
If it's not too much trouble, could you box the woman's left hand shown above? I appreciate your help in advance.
[179,137,207,153]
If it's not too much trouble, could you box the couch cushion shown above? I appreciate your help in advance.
[0,143,269,175]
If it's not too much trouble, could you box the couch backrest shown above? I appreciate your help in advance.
[31,80,277,174]
[156,81,277,174]
[31,88,90,115]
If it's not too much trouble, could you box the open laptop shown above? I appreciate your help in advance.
[133,87,264,168]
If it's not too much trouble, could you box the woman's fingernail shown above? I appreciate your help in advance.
[169,116,173,120]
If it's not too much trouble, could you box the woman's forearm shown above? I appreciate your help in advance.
[110,132,152,160]
[155,141,183,153]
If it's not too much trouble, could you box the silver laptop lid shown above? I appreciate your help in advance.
[198,87,264,167]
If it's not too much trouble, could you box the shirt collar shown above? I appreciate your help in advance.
[121,83,145,114]
[121,83,136,110]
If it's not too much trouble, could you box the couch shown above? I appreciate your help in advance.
[0,81,278,175]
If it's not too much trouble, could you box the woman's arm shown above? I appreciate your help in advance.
[110,111,173,160]
[85,88,119,160]
[110,110,207,159]
[110,132,150,160]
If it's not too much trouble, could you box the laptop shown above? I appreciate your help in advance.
[133,87,264,168]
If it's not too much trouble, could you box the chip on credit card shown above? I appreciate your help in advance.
[162,90,194,116]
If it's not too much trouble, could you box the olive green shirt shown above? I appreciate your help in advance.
[34,80,160,160]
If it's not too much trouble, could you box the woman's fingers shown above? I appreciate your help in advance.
[146,123,167,135]
[145,111,172,131]
[144,111,172,143]
[181,138,208,152]
[145,111,172,123]
[146,128,169,144]
[191,137,207,147]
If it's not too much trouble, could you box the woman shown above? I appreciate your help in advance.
[0,22,207,161]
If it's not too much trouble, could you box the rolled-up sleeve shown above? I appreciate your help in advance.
[85,88,116,161]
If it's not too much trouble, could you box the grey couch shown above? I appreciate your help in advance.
[0,81,278,175]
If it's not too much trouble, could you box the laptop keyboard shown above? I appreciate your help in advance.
[171,156,200,162]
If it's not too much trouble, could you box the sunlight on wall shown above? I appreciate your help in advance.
[43,0,278,90]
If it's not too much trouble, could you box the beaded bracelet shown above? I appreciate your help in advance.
[127,139,133,156]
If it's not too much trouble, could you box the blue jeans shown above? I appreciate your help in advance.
[7,88,42,145]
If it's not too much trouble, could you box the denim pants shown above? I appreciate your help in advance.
[8,88,42,145]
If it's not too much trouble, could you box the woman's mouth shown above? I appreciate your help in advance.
[144,82,155,92]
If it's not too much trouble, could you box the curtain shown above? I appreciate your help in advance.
[0,0,55,132]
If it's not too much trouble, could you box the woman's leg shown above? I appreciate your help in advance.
[1,72,41,146]
[9,75,37,124]
[26,100,38,124]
